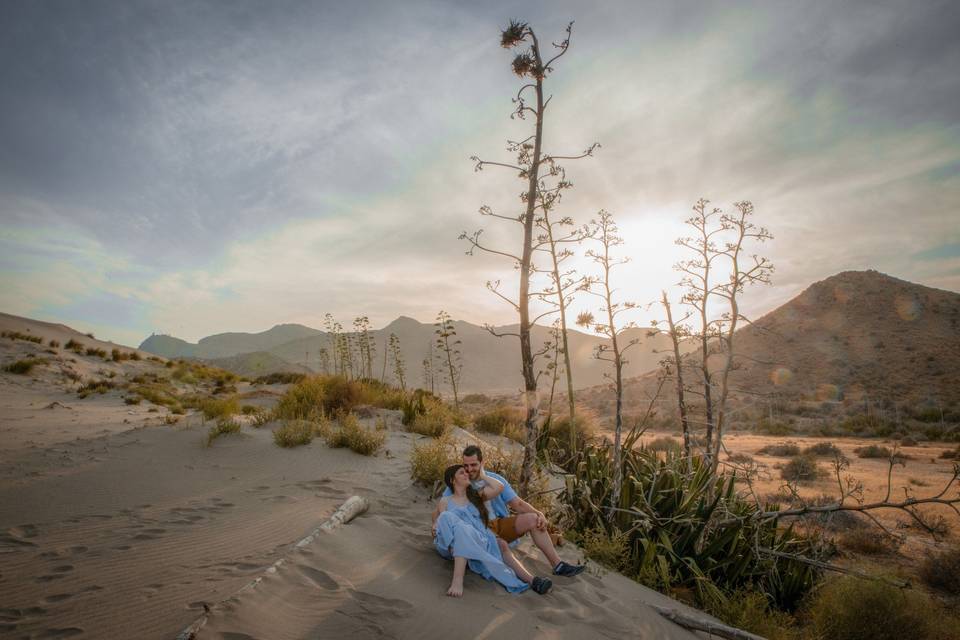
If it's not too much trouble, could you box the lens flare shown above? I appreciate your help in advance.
[894,295,921,321]
[815,383,841,401]
[771,367,793,386]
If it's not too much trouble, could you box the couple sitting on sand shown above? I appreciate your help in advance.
[431,445,584,597]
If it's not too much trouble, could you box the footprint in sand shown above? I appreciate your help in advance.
[347,589,414,619]
[51,565,74,573]
[44,593,74,604]
[37,628,83,638]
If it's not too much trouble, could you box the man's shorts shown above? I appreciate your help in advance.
[489,515,521,543]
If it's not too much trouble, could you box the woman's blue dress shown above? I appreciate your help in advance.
[433,498,529,593]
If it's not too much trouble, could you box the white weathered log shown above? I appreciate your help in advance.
[651,605,767,640]
[175,495,369,639]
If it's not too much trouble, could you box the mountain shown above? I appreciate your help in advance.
[202,352,312,378]
[139,324,321,359]
[580,270,960,417]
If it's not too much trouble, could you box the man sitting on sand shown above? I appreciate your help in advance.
[443,444,585,578]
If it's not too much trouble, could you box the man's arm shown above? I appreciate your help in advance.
[507,496,547,530]
[477,468,504,500]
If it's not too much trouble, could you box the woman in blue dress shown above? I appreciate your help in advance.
[431,464,553,597]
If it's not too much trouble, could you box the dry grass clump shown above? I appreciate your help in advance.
[1,330,43,344]
[576,526,630,573]
[727,452,754,464]
[3,357,47,374]
[472,405,525,441]
[802,441,841,457]
[756,418,793,436]
[804,576,958,640]
[77,379,116,398]
[273,418,328,448]
[130,383,179,409]
[482,446,523,488]
[780,455,823,483]
[85,347,108,359]
[253,372,307,385]
[408,402,453,438]
[195,395,239,421]
[206,418,241,446]
[938,446,960,460]
[539,410,598,459]
[48,339,60,348]
[854,444,911,460]
[274,375,363,420]
[326,413,385,456]
[758,442,801,457]
[65,339,85,354]
[410,437,457,488]
[920,545,960,595]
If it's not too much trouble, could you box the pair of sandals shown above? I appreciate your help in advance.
[530,561,586,595]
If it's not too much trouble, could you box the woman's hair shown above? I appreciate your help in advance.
[443,464,489,526]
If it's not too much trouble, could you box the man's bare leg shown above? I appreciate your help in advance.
[513,513,562,567]
[497,538,533,584]
[447,556,466,597]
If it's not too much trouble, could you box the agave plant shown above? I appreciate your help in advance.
[560,438,821,610]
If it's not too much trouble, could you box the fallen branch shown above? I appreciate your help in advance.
[760,549,910,589]
[650,604,766,640]
[175,495,369,640]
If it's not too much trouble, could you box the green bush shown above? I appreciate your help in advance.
[758,443,801,457]
[780,455,823,483]
[273,418,326,448]
[326,413,385,456]
[3,357,46,374]
[206,418,241,446]
[195,395,239,421]
[805,576,953,640]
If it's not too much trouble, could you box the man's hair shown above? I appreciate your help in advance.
[462,445,483,461]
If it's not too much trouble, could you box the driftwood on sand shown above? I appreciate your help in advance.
[175,495,369,640]
[650,605,767,640]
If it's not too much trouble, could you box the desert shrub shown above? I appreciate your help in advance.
[708,590,798,640]
[579,526,630,573]
[194,395,239,421]
[129,351,141,361]
[273,419,325,448]
[646,436,681,452]
[85,347,107,358]
[408,401,453,438]
[273,375,375,420]
[206,418,241,446]
[462,393,490,404]
[85,332,95,339]
[355,377,407,410]
[241,404,259,415]
[899,435,918,446]
[919,545,960,595]
[482,446,523,488]
[3,357,46,374]
[130,383,178,407]
[48,339,60,348]
[170,404,186,415]
[780,455,823,483]
[325,413,385,456]
[410,437,456,488]
[124,396,141,405]
[171,363,198,384]
[253,371,307,385]
[65,339,85,353]
[940,446,960,460]
[539,410,598,460]
[727,452,754,464]
[756,418,793,436]
[758,443,801,457]
[250,407,272,427]
[110,348,130,362]
[853,444,910,460]
[77,379,116,398]
[473,405,525,441]
[1,330,43,344]
[804,576,953,640]
[837,527,901,555]
[839,413,894,435]
[163,414,180,425]
[802,441,841,457]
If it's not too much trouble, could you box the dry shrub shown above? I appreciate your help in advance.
[780,455,823,483]
[481,445,524,488]
[802,441,841,457]
[473,405,525,441]
[759,442,801,457]
[326,413,385,456]
[540,410,598,460]
[646,436,680,452]
[708,590,798,640]
[408,402,452,438]
[578,526,630,573]
[273,418,326,448]
[195,395,239,421]
[804,576,957,640]
[3,357,46,374]
[274,375,361,420]
[206,418,241,446]
[920,545,960,595]
[837,527,901,555]
[727,452,754,464]
[410,437,457,488]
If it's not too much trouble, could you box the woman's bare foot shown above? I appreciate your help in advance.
[446,577,464,597]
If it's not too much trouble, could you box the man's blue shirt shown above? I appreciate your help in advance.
[442,471,517,520]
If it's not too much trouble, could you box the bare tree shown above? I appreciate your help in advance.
[577,210,640,508]
[460,19,597,493]
[389,333,406,391]
[323,313,342,376]
[434,311,463,411]
[658,291,693,457]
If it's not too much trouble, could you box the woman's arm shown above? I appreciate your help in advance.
[477,470,504,500]
[431,497,447,536]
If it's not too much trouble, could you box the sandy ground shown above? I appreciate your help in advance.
[0,313,710,639]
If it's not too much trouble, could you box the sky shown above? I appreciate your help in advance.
[1,0,958,346]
